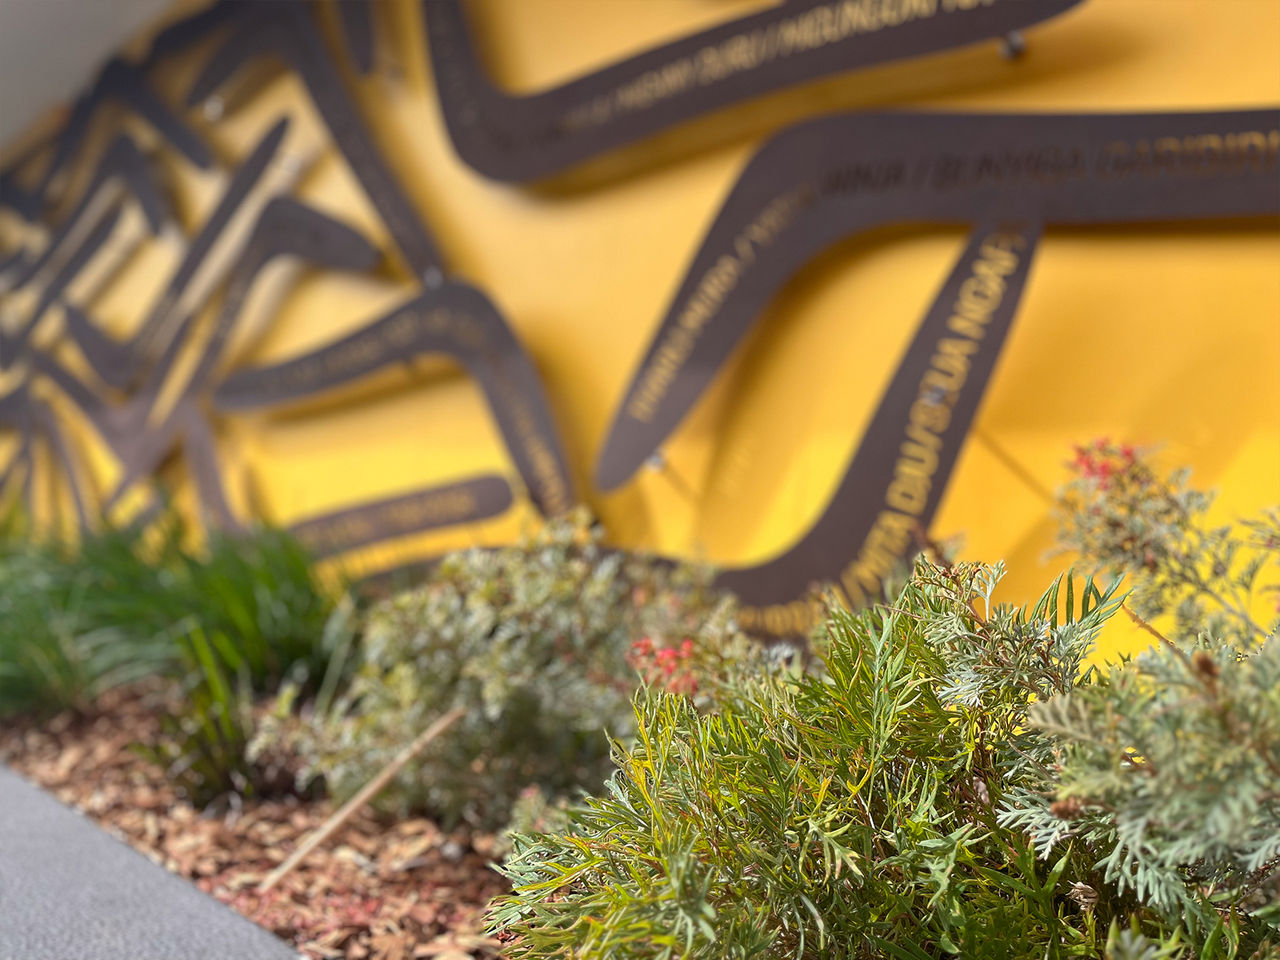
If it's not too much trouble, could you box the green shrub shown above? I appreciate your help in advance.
[492,561,1117,958]
[490,447,1280,958]
[1056,440,1277,649]
[278,510,750,830]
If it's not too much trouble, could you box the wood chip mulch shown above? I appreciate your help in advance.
[0,685,509,959]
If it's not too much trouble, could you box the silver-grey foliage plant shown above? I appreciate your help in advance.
[281,510,743,829]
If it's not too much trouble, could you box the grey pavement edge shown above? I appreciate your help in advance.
[0,764,301,960]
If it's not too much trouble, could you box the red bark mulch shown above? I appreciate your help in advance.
[0,685,508,959]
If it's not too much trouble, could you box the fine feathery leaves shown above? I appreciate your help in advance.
[492,561,1143,959]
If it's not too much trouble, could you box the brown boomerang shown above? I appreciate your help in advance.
[0,204,130,372]
[0,133,168,298]
[14,188,380,530]
[0,385,90,530]
[186,0,445,279]
[334,0,377,76]
[61,117,292,391]
[0,0,246,222]
[590,108,1279,624]
[288,474,514,560]
[98,195,382,515]
[211,282,573,519]
[185,0,576,516]
[422,0,1086,182]
[0,0,254,379]
[0,58,211,222]
[88,197,512,542]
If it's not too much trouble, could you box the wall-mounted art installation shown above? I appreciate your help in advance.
[1,0,1277,643]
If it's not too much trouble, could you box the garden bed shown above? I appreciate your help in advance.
[0,684,506,960]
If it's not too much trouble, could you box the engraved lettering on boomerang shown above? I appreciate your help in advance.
[58,118,291,391]
[594,109,1280,496]
[289,474,514,558]
[421,0,1086,182]
[1,133,168,296]
[211,283,577,518]
[727,222,1040,637]
[185,0,445,279]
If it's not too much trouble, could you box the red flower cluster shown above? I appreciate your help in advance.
[628,637,699,695]
[1071,438,1137,489]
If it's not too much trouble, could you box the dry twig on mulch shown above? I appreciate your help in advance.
[0,685,508,960]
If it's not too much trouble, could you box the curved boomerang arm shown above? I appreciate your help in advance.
[183,195,383,393]
[58,117,291,392]
[333,0,376,76]
[0,385,90,530]
[25,59,212,216]
[0,435,31,507]
[28,397,92,531]
[21,194,377,527]
[142,0,249,67]
[0,133,56,223]
[717,220,1039,627]
[95,197,380,518]
[0,204,128,371]
[186,1,445,280]
[595,108,1280,493]
[288,474,515,559]
[3,132,169,293]
[187,4,578,516]
[211,282,577,519]
[0,1,236,222]
[422,0,1086,183]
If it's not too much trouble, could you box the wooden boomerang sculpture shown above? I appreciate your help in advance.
[212,282,575,519]
[14,191,379,532]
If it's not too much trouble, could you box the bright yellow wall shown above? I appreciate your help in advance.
[3,0,1277,658]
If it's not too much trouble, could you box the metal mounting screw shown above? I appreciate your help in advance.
[1000,31,1026,60]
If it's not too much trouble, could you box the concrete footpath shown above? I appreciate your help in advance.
[0,765,300,960]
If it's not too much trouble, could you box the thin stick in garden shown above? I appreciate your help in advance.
[257,705,466,893]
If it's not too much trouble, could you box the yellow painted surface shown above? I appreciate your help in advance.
[2,0,1277,658]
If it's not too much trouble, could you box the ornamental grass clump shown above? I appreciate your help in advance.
[0,508,335,718]
[284,509,749,830]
